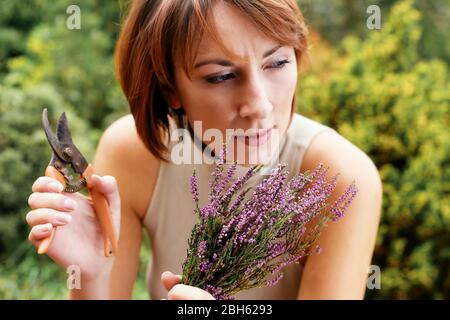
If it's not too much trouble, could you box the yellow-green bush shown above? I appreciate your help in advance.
[298,0,449,299]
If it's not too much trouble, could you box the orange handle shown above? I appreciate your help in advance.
[37,166,66,254]
[83,164,118,257]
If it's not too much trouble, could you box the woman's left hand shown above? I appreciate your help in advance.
[161,271,215,300]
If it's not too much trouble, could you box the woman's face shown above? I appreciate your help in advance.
[171,2,298,165]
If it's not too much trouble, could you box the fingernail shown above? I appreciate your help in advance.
[55,213,72,224]
[63,199,77,210]
[49,182,63,193]
[40,224,52,232]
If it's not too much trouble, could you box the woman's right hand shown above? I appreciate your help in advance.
[161,271,215,300]
[26,174,121,283]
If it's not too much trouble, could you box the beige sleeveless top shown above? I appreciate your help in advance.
[143,113,334,300]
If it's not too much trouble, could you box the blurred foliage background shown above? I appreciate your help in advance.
[0,0,448,299]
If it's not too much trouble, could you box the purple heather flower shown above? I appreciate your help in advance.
[331,181,358,221]
[195,224,204,233]
[219,165,260,209]
[215,161,237,201]
[265,242,288,261]
[208,144,227,203]
[199,260,214,273]
[227,187,251,214]
[244,259,266,276]
[270,253,304,277]
[266,272,284,287]
[190,170,199,204]
[183,153,358,299]
[200,203,217,219]
[289,172,312,191]
[197,240,207,259]
[205,284,234,300]
[232,164,288,245]
[197,240,214,273]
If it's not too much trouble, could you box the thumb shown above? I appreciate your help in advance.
[89,174,121,212]
[88,174,121,238]
[168,284,215,300]
[161,271,182,292]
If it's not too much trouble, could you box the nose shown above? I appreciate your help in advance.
[238,72,273,119]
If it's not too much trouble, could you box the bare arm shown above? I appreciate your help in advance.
[297,130,383,299]
[69,115,157,299]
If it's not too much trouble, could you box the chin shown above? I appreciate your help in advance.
[228,130,283,167]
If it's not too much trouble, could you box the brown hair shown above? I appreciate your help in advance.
[115,0,309,162]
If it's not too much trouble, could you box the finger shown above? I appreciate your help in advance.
[32,177,64,193]
[89,174,121,236]
[28,223,53,246]
[26,208,72,227]
[167,284,215,300]
[89,175,121,212]
[28,192,77,212]
[161,271,182,292]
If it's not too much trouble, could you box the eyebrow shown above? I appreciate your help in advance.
[193,44,283,69]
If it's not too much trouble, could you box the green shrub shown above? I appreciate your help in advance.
[298,0,449,299]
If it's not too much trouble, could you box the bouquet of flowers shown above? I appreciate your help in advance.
[181,145,358,299]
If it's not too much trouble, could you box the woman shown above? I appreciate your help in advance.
[26,0,382,300]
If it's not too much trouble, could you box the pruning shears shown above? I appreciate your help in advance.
[39,108,118,257]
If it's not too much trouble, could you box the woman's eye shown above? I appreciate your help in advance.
[206,73,236,84]
[206,59,291,84]
[269,59,291,69]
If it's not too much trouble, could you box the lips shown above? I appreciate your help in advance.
[234,127,274,146]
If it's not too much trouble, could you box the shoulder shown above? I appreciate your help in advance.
[93,114,160,220]
[288,113,381,184]
[297,128,383,299]
[301,128,382,201]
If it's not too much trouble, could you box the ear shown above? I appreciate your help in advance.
[164,89,182,110]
